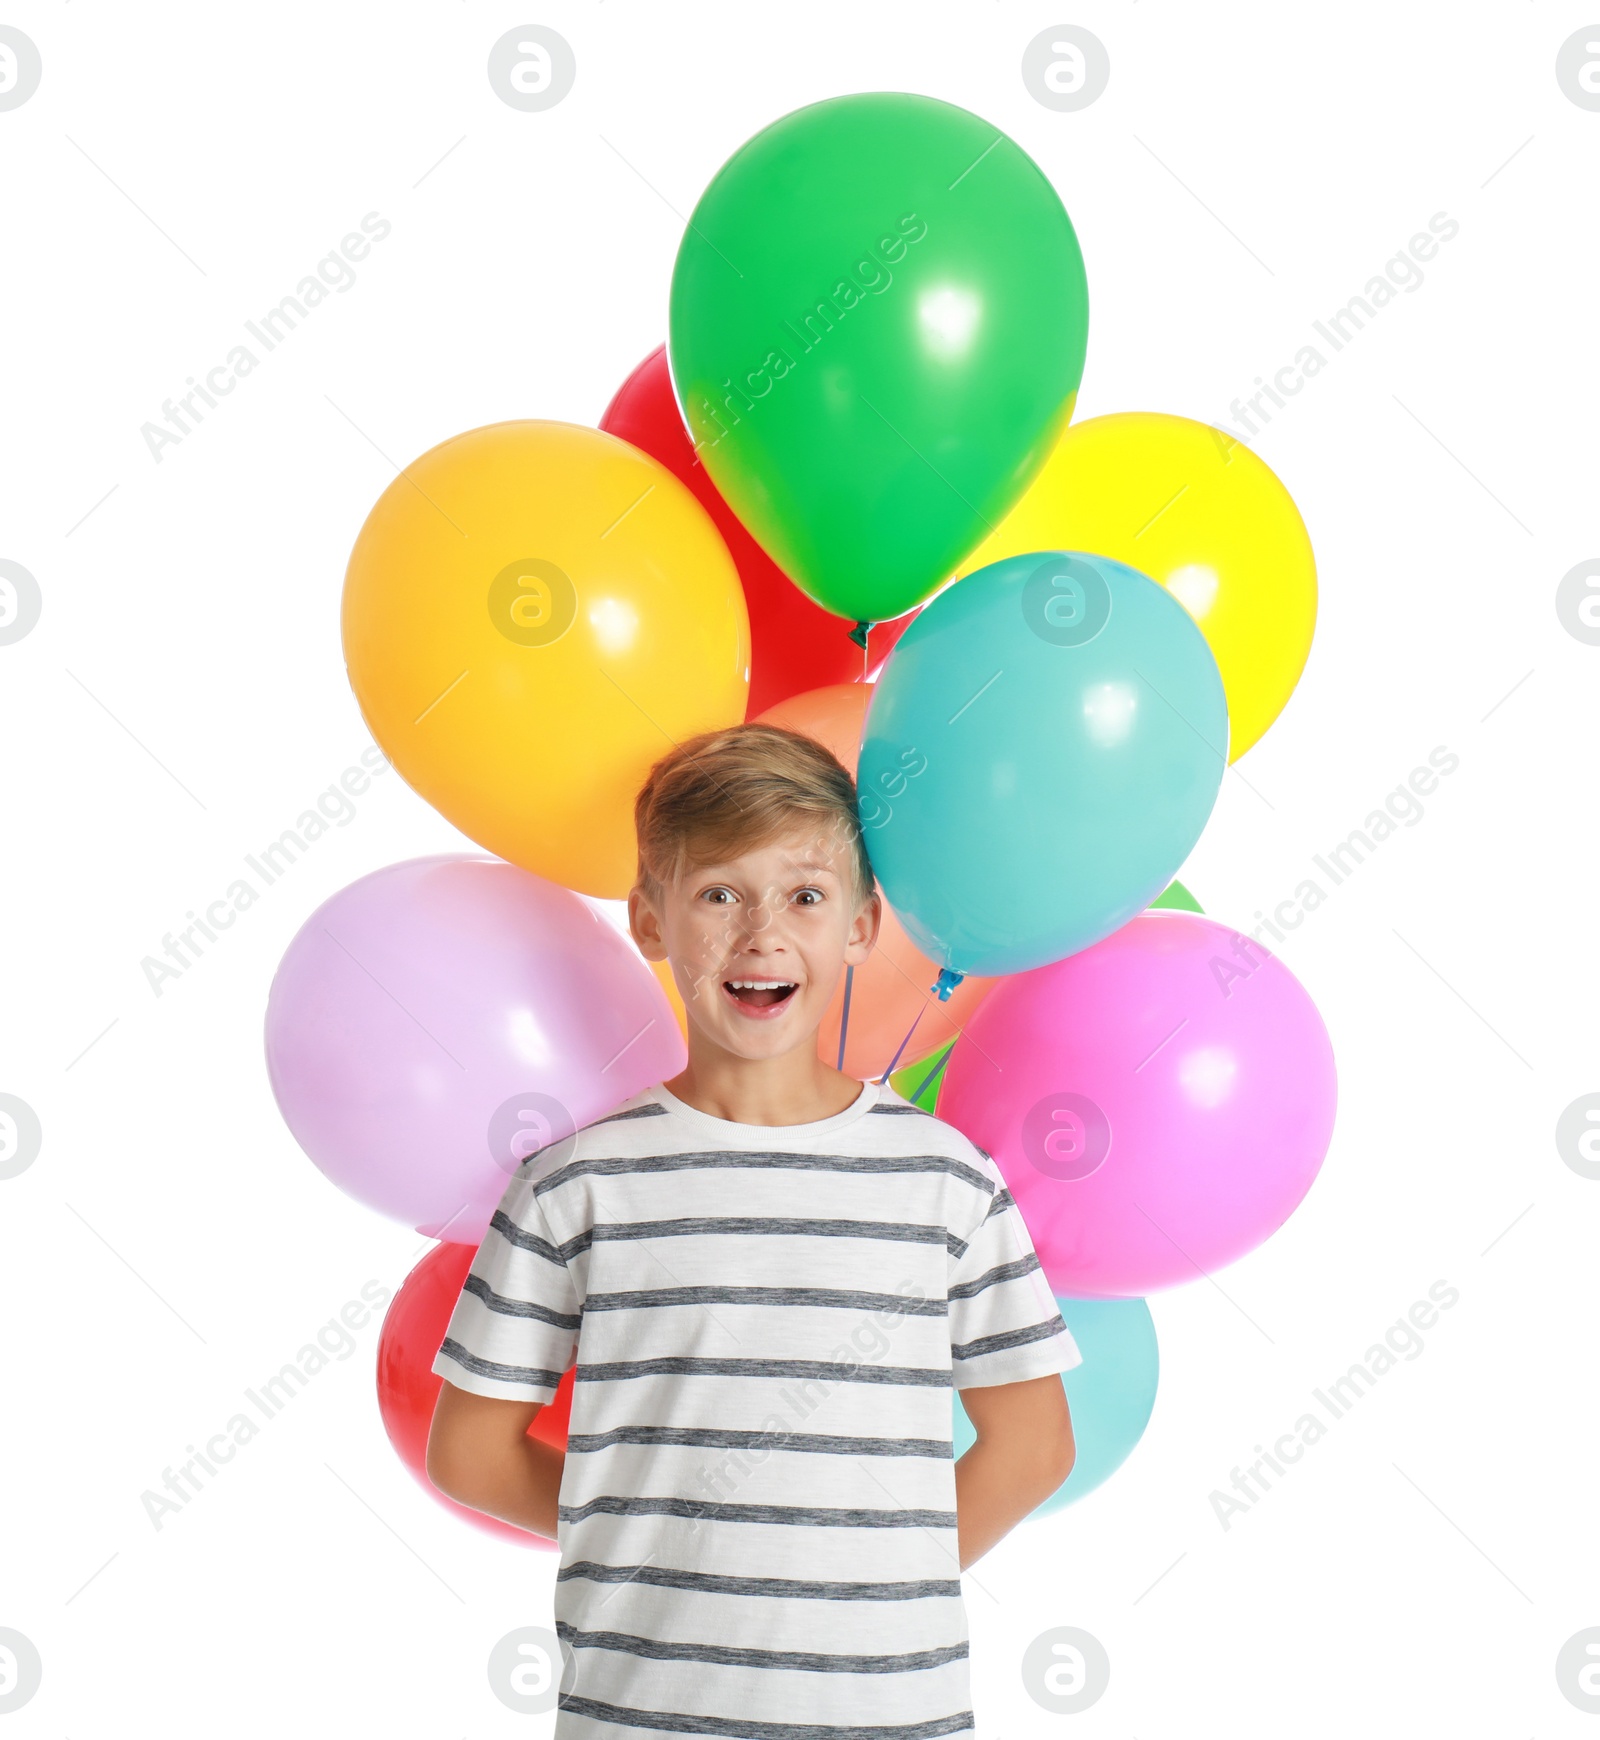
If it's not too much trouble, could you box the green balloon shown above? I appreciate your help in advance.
[1149,878,1203,913]
[889,1040,955,1111]
[669,93,1089,625]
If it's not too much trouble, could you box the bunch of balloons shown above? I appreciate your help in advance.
[263,92,1335,1544]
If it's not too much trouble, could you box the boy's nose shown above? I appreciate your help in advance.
[733,925,789,959]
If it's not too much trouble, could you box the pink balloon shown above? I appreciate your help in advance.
[941,912,1337,1297]
[264,855,685,1242]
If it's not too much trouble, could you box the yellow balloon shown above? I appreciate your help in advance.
[342,421,749,896]
[960,412,1316,759]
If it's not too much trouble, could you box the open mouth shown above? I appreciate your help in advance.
[721,978,799,1017]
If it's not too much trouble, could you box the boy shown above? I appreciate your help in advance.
[427,722,1081,1736]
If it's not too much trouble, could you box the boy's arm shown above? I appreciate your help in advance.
[426,1153,585,1541]
[954,1374,1076,1570]
[426,1381,565,1541]
[944,1139,1083,1569]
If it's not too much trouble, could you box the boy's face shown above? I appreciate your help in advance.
[628,822,881,1064]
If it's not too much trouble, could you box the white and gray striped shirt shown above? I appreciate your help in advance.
[433,1076,1081,1738]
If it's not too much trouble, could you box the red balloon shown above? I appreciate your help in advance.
[376,1240,573,1550]
[600,345,911,716]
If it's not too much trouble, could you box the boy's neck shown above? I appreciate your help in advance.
[663,1034,867,1127]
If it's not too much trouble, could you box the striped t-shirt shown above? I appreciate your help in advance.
[432,1075,1081,1738]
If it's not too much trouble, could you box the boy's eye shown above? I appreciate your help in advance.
[696,885,823,906]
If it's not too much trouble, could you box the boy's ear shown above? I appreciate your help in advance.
[844,887,883,965]
[627,884,668,962]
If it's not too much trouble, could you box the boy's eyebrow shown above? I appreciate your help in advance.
[690,856,841,881]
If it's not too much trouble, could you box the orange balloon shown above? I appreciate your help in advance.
[756,682,995,1073]
[758,682,871,773]
[649,956,690,1042]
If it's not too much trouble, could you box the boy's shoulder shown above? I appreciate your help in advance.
[864,1078,949,1130]
[505,1087,669,1195]
[855,1082,1000,1180]
[577,1086,670,1135]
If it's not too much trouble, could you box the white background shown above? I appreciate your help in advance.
[2,4,1595,1735]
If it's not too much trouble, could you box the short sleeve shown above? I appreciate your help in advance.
[948,1150,1082,1390]
[431,1165,582,1404]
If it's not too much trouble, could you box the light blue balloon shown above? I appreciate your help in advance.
[953,1295,1159,1515]
[858,551,1227,979]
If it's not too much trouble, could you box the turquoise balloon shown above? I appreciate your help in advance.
[858,551,1228,978]
[953,1295,1159,1515]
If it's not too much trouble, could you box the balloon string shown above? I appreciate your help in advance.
[910,1043,954,1108]
[835,963,855,1072]
[878,1005,925,1084]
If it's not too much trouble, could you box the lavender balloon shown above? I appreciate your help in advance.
[264,855,685,1242]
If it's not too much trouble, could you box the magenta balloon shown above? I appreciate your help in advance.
[940,912,1337,1297]
[264,855,685,1242]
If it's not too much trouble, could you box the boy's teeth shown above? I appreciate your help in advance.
[728,980,795,989]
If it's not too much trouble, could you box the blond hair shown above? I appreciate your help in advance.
[633,723,874,907]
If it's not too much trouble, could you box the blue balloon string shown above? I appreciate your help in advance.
[910,1043,954,1108]
[835,963,855,1072]
[878,1005,925,1084]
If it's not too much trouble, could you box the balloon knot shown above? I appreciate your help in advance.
[847,620,873,649]
[930,967,965,1003]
